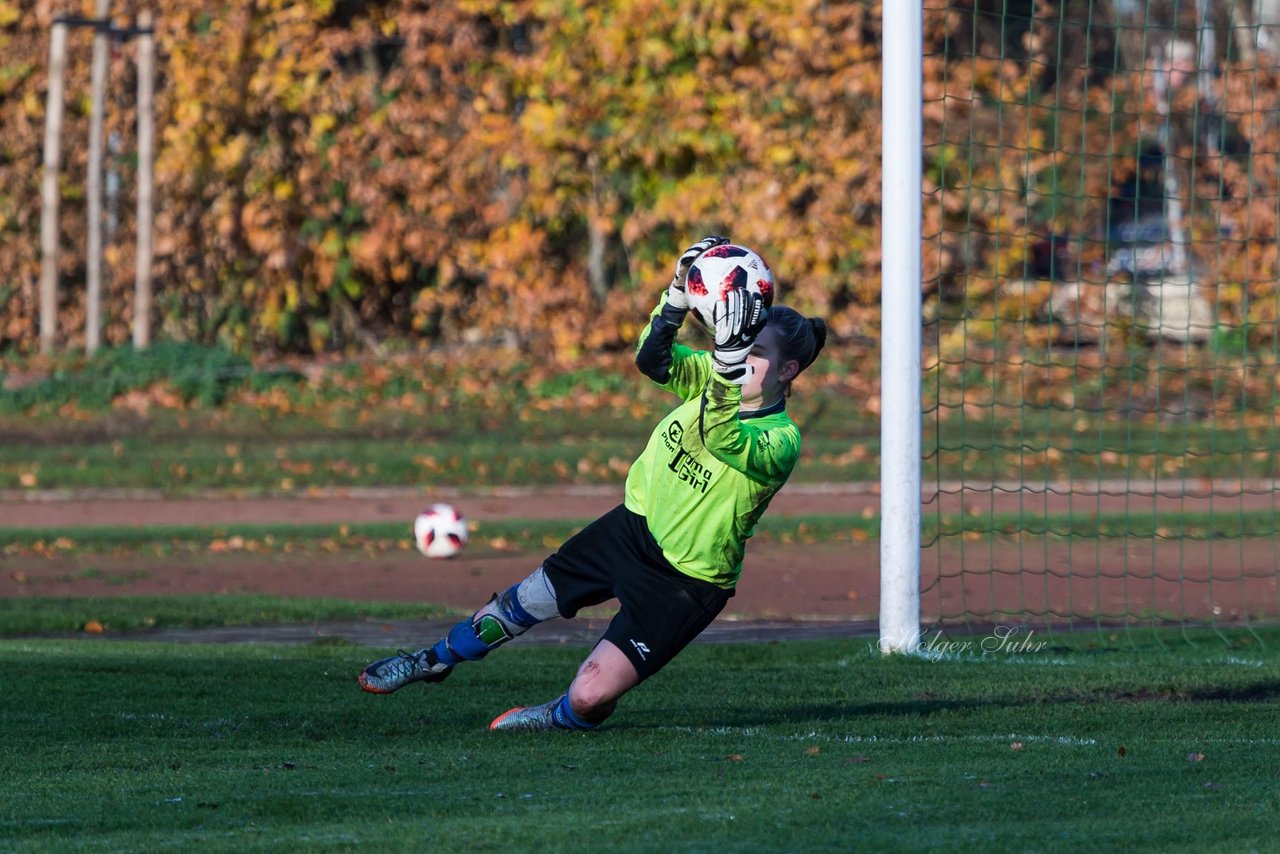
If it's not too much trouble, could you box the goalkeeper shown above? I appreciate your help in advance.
[358,236,827,732]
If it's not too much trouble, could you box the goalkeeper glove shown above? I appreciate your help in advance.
[666,235,729,313]
[712,288,767,383]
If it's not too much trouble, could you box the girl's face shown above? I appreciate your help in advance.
[741,324,798,407]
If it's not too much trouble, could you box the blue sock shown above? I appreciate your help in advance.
[431,638,459,666]
[432,617,489,666]
[551,694,597,731]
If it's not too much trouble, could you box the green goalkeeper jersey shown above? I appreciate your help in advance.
[625,298,801,589]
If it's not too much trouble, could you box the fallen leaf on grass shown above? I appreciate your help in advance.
[1187,752,1206,762]
[83,620,105,634]
[726,754,745,762]
[1117,745,1127,757]
[804,746,821,756]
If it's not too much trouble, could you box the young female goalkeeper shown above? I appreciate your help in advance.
[357,236,827,732]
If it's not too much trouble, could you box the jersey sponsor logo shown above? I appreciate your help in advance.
[660,419,712,494]
[630,639,651,660]
[668,447,711,494]
[662,420,684,452]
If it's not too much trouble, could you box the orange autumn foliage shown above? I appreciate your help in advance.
[0,0,1276,367]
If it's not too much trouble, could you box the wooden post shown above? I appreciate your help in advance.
[85,0,111,354]
[133,11,155,349]
[39,21,69,356]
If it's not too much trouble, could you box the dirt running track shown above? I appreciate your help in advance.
[1,484,1277,644]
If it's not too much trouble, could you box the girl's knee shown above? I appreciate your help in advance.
[568,684,619,722]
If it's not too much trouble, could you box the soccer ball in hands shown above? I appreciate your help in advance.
[413,503,469,559]
[686,244,776,333]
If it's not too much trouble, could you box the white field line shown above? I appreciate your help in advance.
[663,728,1280,748]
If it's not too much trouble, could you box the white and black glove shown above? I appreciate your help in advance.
[712,288,767,383]
[666,235,730,313]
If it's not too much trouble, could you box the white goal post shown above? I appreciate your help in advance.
[878,1,923,655]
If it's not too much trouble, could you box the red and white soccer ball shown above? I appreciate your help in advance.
[413,503,469,559]
[686,243,776,333]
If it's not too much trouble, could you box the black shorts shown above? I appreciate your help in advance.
[540,504,733,681]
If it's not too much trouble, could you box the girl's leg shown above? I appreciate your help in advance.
[566,639,640,722]
[487,641,638,733]
[431,565,559,666]
[357,565,560,694]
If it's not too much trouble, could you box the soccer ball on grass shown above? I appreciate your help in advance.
[686,243,776,333]
[413,503,469,559]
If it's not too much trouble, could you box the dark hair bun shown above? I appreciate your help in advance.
[807,317,828,367]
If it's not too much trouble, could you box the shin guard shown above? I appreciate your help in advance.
[435,572,556,665]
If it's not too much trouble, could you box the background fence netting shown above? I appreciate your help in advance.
[922,0,1280,636]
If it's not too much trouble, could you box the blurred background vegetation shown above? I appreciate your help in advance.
[1,0,1272,358]
[0,1,1277,447]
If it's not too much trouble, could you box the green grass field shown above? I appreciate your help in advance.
[3,632,1278,852]
[4,354,1280,851]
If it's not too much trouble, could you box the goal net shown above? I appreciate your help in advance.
[920,0,1280,636]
